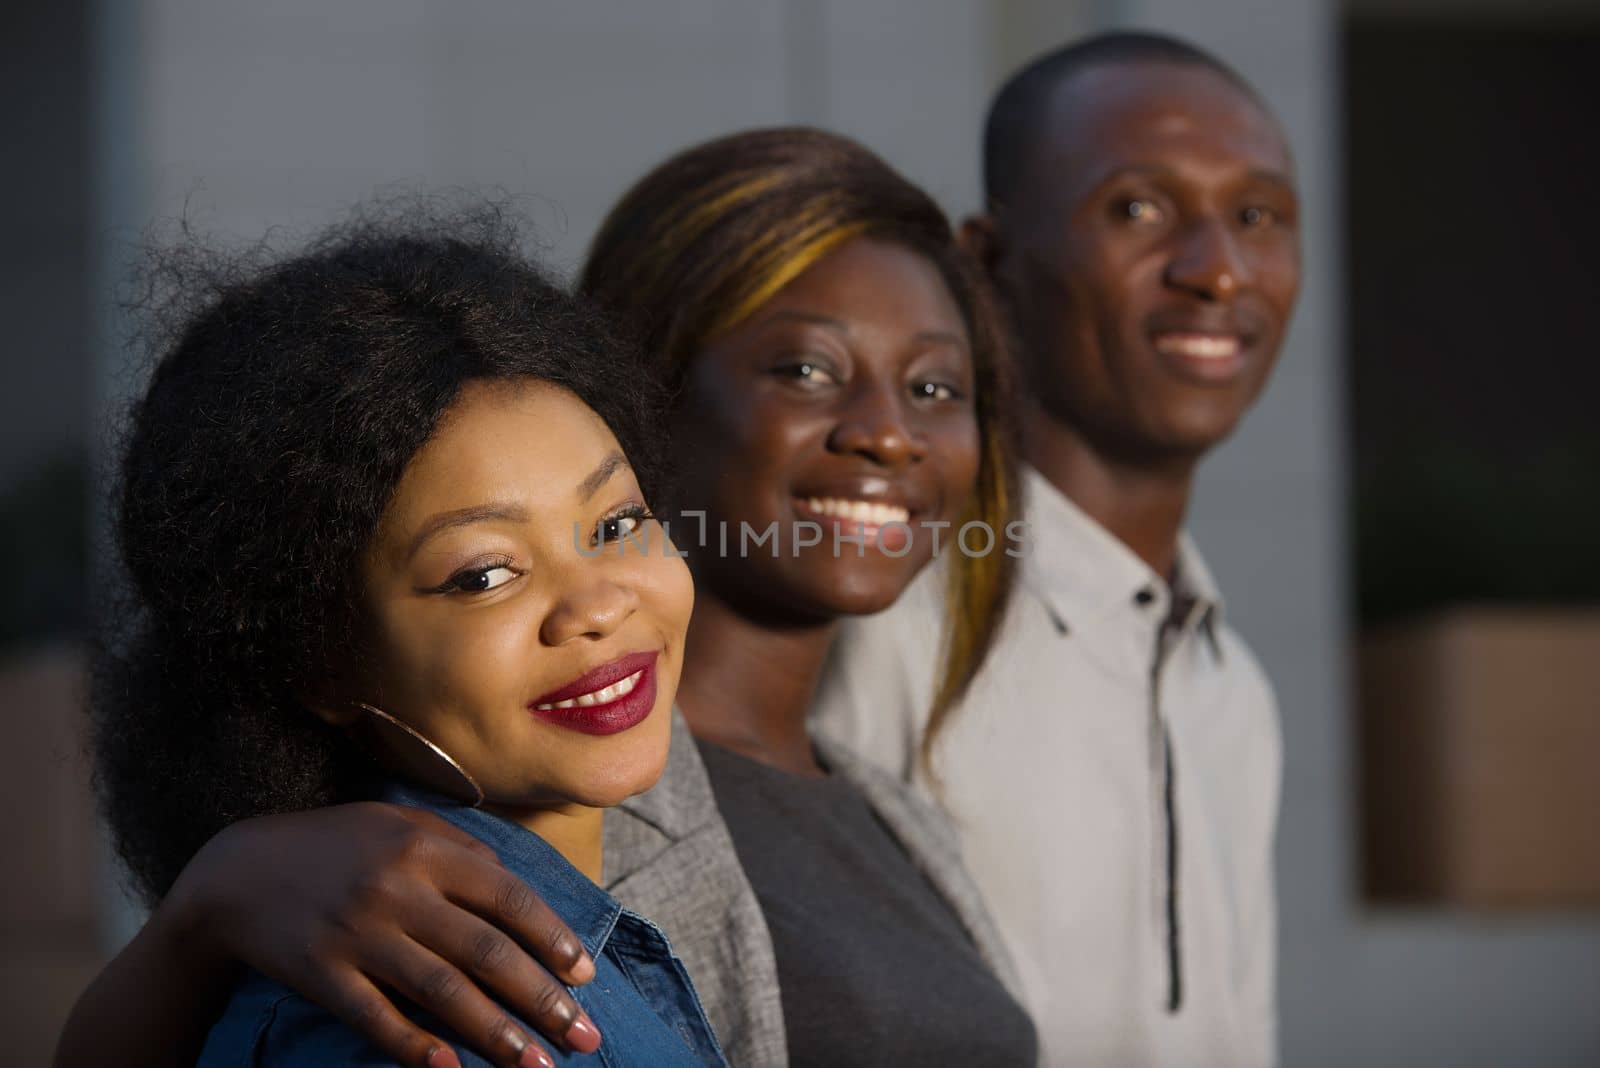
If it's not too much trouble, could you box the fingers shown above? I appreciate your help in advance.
[407,894,604,1055]
[363,940,566,1068]
[427,846,595,987]
[332,804,601,1058]
[394,806,503,864]
[307,965,479,1068]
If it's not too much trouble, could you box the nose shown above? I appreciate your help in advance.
[1164,217,1250,302]
[826,386,926,469]
[539,575,639,647]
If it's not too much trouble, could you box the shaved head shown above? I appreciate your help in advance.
[984,32,1265,212]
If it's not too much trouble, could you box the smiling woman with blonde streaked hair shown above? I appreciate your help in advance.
[582,126,1020,765]
[574,126,1033,1066]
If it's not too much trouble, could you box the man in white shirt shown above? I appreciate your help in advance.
[814,33,1301,1067]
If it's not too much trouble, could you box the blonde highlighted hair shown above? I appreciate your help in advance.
[579,127,1019,764]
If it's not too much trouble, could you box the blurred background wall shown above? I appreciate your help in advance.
[3,1,1595,1064]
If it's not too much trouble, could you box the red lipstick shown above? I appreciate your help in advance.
[527,650,659,737]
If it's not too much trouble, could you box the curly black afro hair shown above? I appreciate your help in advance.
[93,201,667,905]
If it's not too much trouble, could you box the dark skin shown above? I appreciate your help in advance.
[669,237,978,773]
[963,60,1301,577]
[55,237,980,1066]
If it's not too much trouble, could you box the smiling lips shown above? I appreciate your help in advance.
[527,650,659,736]
[1151,329,1249,383]
[804,497,910,527]
[794,495,916,552]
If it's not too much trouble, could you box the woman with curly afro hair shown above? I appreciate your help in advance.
[82,205,722,1067]
[61,132,1039,1068]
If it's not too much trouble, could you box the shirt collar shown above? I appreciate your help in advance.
[382,782,623,960]
[1019,465,1225,636]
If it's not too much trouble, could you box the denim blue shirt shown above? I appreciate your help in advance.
[197,784,727,1067]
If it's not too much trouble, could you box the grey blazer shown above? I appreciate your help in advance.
[602,710,1024,1068]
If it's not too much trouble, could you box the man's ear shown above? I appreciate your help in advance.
[957,213,1006,278]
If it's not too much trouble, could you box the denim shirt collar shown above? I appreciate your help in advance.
[381,783,623,959]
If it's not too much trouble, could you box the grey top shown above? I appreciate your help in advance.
[603,711,1027,1068]
[697,738,1038,1067]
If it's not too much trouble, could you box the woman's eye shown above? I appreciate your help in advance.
[448,565,517,594]
[594,508,651,546]
[911,380,962,402]
[1115,197,1165,225]
[773,361,840,387]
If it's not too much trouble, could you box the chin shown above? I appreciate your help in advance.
[1140,399,1253,456]
[1170,418,1248,455]
[557,747,671,808]
[561,776,657,809]
[798,567,917,618]
[529,708,675,808]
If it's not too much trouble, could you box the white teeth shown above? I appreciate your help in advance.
[803,497,911,526]
[1155,333,1241,359]
[534,668,644,710]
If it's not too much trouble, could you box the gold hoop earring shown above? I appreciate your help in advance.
[349,703,484,808]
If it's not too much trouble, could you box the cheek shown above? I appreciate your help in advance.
[678,369,790,459]
[1057,243,1141,349]
[929,414,983,512]
[1114,247,1169,318]
[636,551,695,639]
[682,396,823,508]
[371,603,537,728]
[1263,248,1302,316]
[680,385,773,467]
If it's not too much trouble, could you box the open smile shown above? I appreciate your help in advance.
[800,496,911,527]
[791,496,917,552]
[1149,328,1255,384]
[527,650,659,736]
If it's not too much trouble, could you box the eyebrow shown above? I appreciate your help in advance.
[1105,163,1177,181]
[405,454,630,560]
[760,311,967,353]
[578,451,629,502]
[914,329,969,351]
[1246,168,1296,192]
[407,503,529,559]
[1091,162,1293,191]
[760,309,850,335]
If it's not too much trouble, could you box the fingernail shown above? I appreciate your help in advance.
[569,951,596,984]
[519,1046,556,1068]
[565,1013,602,1054]
[426,1047,461,1068]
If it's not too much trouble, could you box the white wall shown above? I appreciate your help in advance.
[117,0,992,276]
